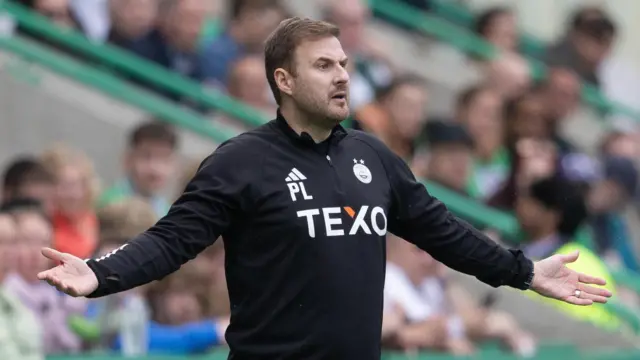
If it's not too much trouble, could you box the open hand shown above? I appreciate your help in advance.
[531,251,612,305]
[37,247,98,297]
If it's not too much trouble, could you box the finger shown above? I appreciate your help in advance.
[41,247,67,262]
[559,251,579,264]
[564,296,593,306]
[580,284,612,298]
[578,272,606,286]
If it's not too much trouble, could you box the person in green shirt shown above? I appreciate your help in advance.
[98,121,179,218]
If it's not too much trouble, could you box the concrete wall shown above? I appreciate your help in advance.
[0,51,216,192]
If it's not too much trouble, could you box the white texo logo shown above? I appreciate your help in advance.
[297,205,387,238]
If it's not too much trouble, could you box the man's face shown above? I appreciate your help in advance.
[427,145,472,192]
[239,8,284,51]
[588,180,626,213]
[162,0,206,52]
[545,71,580,120]
[384,84,428,140]
[111,0,158,39]
[463,90,502,141]
[327,2,367,53]
[515,195,557,236]
[484,12,517,51]
[286,37,351,125]
[229,57,271,108]
[126,140,176,196]
[574,32,613,66]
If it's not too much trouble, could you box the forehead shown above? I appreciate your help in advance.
[294,36,346,64]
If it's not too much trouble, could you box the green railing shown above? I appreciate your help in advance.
[426,0,546,58]
[3,0,640,349]
[370,0,640,122]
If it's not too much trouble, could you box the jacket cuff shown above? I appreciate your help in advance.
[85,259,110,298]
[508,250,535,290]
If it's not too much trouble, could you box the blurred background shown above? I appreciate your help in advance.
[1,0,640,359]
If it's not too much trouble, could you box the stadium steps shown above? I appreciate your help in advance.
[0,48,216,185]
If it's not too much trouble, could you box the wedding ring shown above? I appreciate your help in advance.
[574,290,581,298]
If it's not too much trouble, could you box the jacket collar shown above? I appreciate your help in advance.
[274,109,347,147]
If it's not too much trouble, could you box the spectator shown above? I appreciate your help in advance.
[533,68,581,154]
[2,156,56,213]
[586,156,639,271]
[2,199,85,355]
[203,0,286,89]
[488,137,559,211]
[599,129,638,160]
[503,92,549,147]
[0,212,44,360]
[17,0,79,29]
[484,52,532,100]
[226,55,276,116]
[107,0,158,44]
[455,85,508,200]
[41,144,100,260]
[384,234,535,356]
[99,120,178,218]
[545,7,616,87]
[515,176,586,258]
[323,0,393,110]
[355,76,429,160]
[109,0,212,86]
[411,120,474,195]
[515,176,619,330]
[76,197,228,355]
[474,7,518,53]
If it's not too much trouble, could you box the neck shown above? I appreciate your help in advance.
[280,104,333,143]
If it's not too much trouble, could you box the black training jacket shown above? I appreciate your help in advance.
[86,111,534,360]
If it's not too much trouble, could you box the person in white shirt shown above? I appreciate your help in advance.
[383,234,536,356]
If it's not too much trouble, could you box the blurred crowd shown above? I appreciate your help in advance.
[3,0,640,358]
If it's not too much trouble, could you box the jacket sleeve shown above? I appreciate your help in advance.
[86,137,259,298]
[367,135,533,289]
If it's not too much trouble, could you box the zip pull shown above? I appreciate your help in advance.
[326,155,333,166]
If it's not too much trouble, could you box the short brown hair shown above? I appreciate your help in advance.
[98,197,158,245]
[264,17,340,105]
[129,120,178,149]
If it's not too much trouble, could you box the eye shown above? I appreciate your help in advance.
[317,62,329,70]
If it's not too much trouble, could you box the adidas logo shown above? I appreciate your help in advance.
[286,168,313,202]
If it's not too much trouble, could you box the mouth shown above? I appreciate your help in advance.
[331,92,347,101]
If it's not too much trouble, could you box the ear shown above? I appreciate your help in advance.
[274,68,294,98]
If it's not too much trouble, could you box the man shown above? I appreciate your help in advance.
[98,121,178,218]
[38,18,611,360]
[411,120,474,195]
[1,156,56,214]
[202,0,286,89]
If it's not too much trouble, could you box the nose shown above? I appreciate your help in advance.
[334,65,350,86]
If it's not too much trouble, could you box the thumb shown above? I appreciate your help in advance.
[559,250,579,264]
[41,247,71,262]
